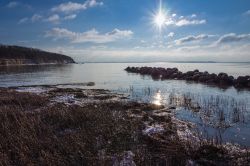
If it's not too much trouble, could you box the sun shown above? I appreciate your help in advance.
[152,0,167,31]
[154,10,166,29]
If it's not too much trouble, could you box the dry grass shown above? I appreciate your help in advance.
[0,88,248,165]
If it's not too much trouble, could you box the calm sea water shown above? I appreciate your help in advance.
[0,62,250,146]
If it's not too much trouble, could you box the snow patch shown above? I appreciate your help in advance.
[143,124,165,136]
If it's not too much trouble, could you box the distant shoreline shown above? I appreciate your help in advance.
[0,45,75,66]
[0,62,74,67]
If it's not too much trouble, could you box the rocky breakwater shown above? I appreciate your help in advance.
[125,66,250,89]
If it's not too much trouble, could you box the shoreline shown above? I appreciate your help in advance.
[0,62,75,67]
[0,84,249,165]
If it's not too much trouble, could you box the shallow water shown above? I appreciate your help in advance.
[0,62,249,146]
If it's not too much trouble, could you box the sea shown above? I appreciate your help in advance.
[0,62,250,146]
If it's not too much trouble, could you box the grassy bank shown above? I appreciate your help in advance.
[0,87,249,165]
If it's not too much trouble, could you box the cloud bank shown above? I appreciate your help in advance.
[46,28,133,43]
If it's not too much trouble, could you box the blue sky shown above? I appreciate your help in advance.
[1,0,250,62]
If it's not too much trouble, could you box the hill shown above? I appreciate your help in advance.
[0,45,75,65]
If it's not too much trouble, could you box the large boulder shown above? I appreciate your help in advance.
[217,73,234,86]
[234,76,250,88]
[192,74,200,81]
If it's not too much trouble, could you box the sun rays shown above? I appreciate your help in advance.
[152,0,167,32]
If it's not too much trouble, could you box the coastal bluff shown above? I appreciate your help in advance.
[0,45,75,65]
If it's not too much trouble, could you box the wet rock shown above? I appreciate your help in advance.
[194,69,199,73]
[198,75,209,83]
[204,71,209,75]
[235,76,249,88]
[87,82,95,86]
[125,66,250,90]
[170,72,179,79]
[186,71,195,76]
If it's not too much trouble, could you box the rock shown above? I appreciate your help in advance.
[194,69,199,73]
[87,82,95,86]
[124,66,250,89]
[198,76,208,82]
[186,71,195,76]
[192,74,200,81]
[172,67,178,73]
[204,71,209,75]
[235,76,249,87]
[151,69,161,79]
[218,72,228,78]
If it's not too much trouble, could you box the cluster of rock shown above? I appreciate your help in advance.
[125,66,250,89]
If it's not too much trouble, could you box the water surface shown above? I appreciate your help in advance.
[0,62,249,146]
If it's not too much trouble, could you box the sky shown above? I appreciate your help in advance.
[0,0,250,62]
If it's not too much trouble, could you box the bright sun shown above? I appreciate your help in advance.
[154,10,166,29]
[153,0,166,31]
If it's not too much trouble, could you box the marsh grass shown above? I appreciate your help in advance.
[0,89,185,165]
[0,88,249,165]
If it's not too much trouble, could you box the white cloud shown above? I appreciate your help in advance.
[243,10,250,15]
[191,14,197,18]
[46,28,76,40]
[87,0,103,7]
[165,19,175,26]
[167,32,175,37]
[45,14,60,24]
[175,34,211,45]
[31,14,43,22]
[51,0,103,13]
[175,19,206,26]
[18,17,28,24]
[172,33,250,47]
[18,13,77,24]
[45,28,133,43]
[164,13,206,27]
[172,13,177,17]
[64,14,77,20]
[6,1,32,9]
[7,1,19,8]
[215,33,250,45]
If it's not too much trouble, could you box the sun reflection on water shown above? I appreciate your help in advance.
[153,90,162,105]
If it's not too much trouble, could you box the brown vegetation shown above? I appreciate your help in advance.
[0,88,249,165]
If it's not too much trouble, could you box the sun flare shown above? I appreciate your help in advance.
[154,10,166,29]
[152,0,167,31]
